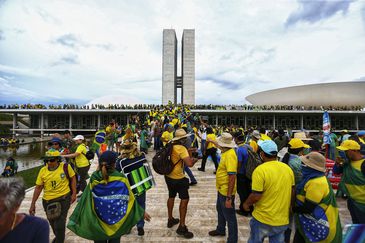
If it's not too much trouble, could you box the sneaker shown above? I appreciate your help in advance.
[197,167,205,172]
[189,181,197,186]
[176,225,194,239]
[209,230,226,236]
[137,227,144,236]
[167,217,179,228]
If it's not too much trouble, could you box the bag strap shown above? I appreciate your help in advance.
[63,163,70,180]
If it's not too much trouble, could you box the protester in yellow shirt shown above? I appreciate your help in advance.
[249,130,261,152]
[161,124,174,147]
[29,149,76,243]
[62,135,90,193]
[243,140,294,243]
[209,133,238,243]
[198,127,218,172]
[164,129,198,239]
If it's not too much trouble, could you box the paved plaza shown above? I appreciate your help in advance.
[18,149,352,243]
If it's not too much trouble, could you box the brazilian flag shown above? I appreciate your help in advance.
[67,170,144,241]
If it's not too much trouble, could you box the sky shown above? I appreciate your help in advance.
[0,0,365,105]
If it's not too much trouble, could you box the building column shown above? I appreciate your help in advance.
[97,114,101,128]
[300,115,304,130]
[355,115,359,131]
[40,113,44,139]
[244,115,247,130]
[127,115,130,125]
[69,113,72,130]
[12,113,17,139]
[273,114,276,130]
[215,114,218,126]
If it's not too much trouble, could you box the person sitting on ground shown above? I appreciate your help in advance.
[1,157,18,177]
[29,149,76,243]
[0,177,49,243]
[294,152,342,243]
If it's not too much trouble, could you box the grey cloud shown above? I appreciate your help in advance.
[54,34,81,48]
[200,76,242,90]
[0,30,4,40]
[51,55,79,66]
[286,0,354,27]
[36,7,60,24]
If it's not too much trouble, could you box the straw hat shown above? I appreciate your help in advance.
[171,128,190,141]
[252,130,261,140]
[294,132,312,141]
[300,152,326,172]
[217,132,236,148]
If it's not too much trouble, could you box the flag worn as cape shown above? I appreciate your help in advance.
[67,170,144,241]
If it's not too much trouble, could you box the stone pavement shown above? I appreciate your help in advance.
[19,149,352,243]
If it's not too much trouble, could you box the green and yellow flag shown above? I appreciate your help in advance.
[67,170,144,241]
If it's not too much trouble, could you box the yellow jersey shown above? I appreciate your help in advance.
[36,162,75,201]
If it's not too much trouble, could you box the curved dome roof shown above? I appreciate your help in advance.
[246,81,365,106]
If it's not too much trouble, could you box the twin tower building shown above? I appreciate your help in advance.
[162,29,195,105]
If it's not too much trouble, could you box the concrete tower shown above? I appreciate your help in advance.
[162,29,195,105]
[162,29,177,105]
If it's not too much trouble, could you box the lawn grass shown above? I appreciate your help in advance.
[16,165,43,189]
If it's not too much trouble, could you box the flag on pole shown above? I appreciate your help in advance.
[67,170,144,241]
[323,111,331,145]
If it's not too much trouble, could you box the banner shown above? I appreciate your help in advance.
[323,111,331,145]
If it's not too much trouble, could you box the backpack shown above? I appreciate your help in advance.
[152,142,178,175]
[80,144,95,161]
[243,145,262,180]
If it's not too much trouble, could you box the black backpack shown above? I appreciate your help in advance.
[243,145,262,180]
[80,144,95,160]
[152,142,177,175]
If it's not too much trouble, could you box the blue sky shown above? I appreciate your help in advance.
[0,0,364,105]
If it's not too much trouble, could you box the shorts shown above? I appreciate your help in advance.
[164,176,189,199]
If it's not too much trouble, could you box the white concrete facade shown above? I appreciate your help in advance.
[182,29,195,105]
[246,81,365,106]
[162,29,195,105]
[162,29,177,105]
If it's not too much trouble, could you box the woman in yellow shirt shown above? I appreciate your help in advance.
[29,149,76,243]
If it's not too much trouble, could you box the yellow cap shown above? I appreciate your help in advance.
[336,140,360,151]
[45,149,61,158]
[288,138,310,149]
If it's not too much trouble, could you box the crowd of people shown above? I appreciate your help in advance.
[0,104,364,243]
[1,103,364,111]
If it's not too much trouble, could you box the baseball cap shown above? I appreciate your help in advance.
[288,138,310,149]
[73,135,84,140]
[99,151,118,165]
[336,140,360,151]
[258,140,278,155]
[357,131,365,136]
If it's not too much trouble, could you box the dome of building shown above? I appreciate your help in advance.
[245,81,365,106]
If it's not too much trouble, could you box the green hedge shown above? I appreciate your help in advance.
[16,165,43,189]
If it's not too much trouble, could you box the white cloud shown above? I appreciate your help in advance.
[0,0,364,104]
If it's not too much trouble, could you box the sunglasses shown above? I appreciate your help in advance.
[52,143,60,145]
[44,158,57,163]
